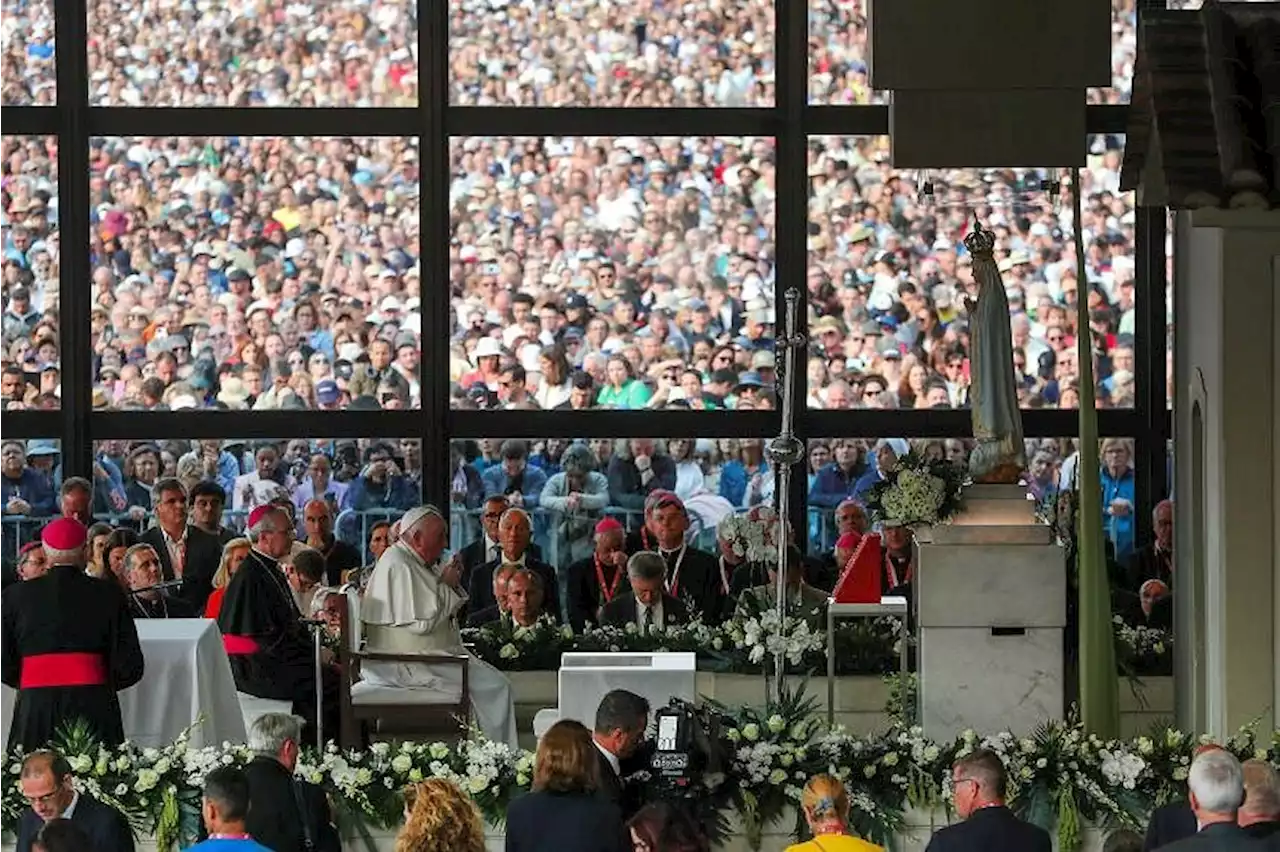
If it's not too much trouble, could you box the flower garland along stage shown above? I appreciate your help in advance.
[460,613,1173,677]
[7,696,1272,852]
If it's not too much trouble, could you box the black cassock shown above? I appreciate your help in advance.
[217,549,337,737]
[128,591,196,620]
[1,565,144,752]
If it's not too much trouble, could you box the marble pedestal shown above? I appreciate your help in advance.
[918,485,1065,740]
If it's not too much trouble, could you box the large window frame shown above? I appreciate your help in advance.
[0,0,1171,548]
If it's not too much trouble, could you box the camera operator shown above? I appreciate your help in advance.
[591,689,651,818]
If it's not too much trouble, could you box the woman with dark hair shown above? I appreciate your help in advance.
[626,802,710,852]
[103,528,140,587]
[85,522,114,578]
[505,720,627,852]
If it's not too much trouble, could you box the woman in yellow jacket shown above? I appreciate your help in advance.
[785,774,884,852]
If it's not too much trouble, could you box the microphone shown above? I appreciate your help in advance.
[126,579,186,597]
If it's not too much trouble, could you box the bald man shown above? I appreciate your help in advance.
[301,498,361,585]
[466,508,560,619]
[363,505,518,747]
[1130,499,1173,592]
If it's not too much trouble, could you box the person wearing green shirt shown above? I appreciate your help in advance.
[596,355,652,409]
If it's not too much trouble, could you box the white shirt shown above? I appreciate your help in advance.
[61,790,80,819]
[635,598,664,632]
[594,740,621,779]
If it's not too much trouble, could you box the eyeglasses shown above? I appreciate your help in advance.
[23,785,63,807]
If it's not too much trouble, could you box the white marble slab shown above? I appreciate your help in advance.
[557,652,697,729]
[917,541,1065,628]
[920,627,1064,740]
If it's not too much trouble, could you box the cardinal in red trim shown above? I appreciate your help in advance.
[2,518,143,751]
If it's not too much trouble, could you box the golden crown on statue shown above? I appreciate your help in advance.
[962,216,997,258]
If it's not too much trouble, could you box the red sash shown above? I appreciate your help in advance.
[20,653,108,688]
[222,635,261,655]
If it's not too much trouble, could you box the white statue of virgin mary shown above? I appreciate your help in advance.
[963,219,1026,483]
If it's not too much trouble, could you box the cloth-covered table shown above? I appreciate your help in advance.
[2,618,246,748]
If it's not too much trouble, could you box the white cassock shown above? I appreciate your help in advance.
[359,540,519,748]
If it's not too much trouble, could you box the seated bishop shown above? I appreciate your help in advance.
[361,505,519,748]
[565,518,630,631]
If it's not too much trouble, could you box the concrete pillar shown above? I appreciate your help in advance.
[1172,209,1280,738]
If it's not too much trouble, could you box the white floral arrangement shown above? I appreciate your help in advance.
[6,715,1276,852]
[865,452,967,529]
[1113,616,1170,658]
[721,605,826,667]
[716,505,789,564]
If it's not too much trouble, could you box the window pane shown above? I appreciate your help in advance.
[805,134,1135,411]
[449,136,778,412]
[89,137,421,412]
[809,0,1136,105]
[449,3,775,106]
[88,437,421,569]
[87,0,418,106]
[2,437,61,577]
[2,0,54,105]
[3,135,60,411]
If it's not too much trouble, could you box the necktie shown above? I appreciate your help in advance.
[171,536,186,579]
[640,606,651,633]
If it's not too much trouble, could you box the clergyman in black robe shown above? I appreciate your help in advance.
[217,507,337,741]
[1,521,144,752]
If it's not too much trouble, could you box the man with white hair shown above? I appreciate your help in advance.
[362,505,518,747]
[218,505,336,742]
[1156,749,1255,852]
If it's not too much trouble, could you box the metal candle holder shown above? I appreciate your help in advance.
[765,288,808,703]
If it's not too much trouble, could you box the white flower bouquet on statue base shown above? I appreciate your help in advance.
[865,452,968,530]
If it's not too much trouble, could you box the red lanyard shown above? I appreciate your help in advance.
[595,555,624,603]
[886,556,912,590]
[664,546,686,598]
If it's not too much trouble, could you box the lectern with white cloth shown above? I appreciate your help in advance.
[549,652,697,733]
[1,619,245,749]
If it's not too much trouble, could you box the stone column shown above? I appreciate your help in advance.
[1172,209,1280,738]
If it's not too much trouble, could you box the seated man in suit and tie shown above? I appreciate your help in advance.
[591,689,651,820]
[736,545,828,629]
[600,551,689,633]
[14,750,135,852]
[924,749,1051,852]
[470,568,557,628]
[466,563,519,627]
[140,477,222,613]
[466,508,558,619]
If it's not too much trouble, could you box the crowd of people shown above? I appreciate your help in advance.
[1,0,1162,417]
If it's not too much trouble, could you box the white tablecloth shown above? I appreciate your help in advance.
[2,618,247,749]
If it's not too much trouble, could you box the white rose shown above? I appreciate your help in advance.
[742,724,760,742]
[391,755,413,774]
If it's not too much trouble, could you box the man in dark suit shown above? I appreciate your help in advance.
[14,750,135,852]
[591,689,651,820]
[243,712,340,852]
[1157,749,1259,852]
[1241,759,1280,839]
[1143,744,1225,851]
[467,508,558,618]
[140,477,223,612]
[924,748,1051,852]
[600,551,690,632]
[565,518,629,631]
[459,495,544,592]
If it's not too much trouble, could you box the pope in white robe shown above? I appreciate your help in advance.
[359,505,519,748]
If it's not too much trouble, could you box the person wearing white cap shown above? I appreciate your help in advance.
[360,505,518,748]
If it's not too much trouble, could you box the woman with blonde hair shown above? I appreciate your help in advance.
[395,778,485,852]
[202,537,251,619]
[504,719,627,852]
[786,774,883,852]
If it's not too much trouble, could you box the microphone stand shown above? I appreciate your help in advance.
[765,288,808,706]
[300,617,327,751]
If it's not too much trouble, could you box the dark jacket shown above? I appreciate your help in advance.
[599,592,689,630]
[243,755,340,852]
[605,454,677,510]
[923,805,1052,852]
[1157,821,1266,852]
[467,555,560,620]
[460,537,543,594]
[504,788,628,852]
[1143,799,1197,851]
[14,792,135,852]
[140,524,223,612]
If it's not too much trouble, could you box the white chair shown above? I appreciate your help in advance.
[236,692,293,734]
